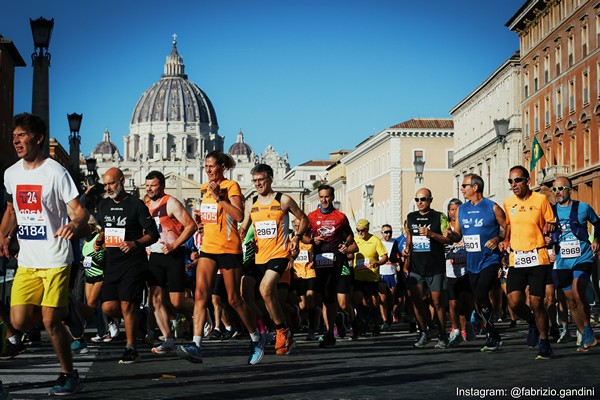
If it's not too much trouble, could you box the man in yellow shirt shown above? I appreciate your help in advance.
[499,165,556,360]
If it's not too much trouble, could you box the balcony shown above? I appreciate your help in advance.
[537,165,569,184]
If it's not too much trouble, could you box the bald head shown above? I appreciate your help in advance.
[103,168,125,200]
[415,188,432,199]
[414,187,433,213]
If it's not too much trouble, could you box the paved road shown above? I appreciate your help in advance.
[1,321,599,400]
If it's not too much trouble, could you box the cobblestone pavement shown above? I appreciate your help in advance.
[1,321,599,400]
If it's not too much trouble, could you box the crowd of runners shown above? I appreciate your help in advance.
[1,113,599,395]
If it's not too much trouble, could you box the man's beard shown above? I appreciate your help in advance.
[108,182,123,199]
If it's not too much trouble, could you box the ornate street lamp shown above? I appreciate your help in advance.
[67,113,83,178]
[413,159,425,184]
[30,17,54,156]
[494,118,510,148]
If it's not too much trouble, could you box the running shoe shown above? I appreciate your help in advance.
[119,348,141,364]
[92,308,107,338]
[372,323,381,337]
[448,328,463,347]
[577,342,590,352]
[306,329,316,341]
[480,335,502,352]
[106,320,120,342]
[508,320,517,328]
[380,321,391,332]
[434,335,449,349]
[152,341,175,354]
[576,330,582,346]
[526,323,540,348]
[65,294,85,339]
[318,331,336,348]
[347,327,357,341]
[408,321,418,333]
[413,331,431,349]
[177,344,203,363]
[171,316,182,339]
[275,328,295,355]
[335,312,347,338]
[203,310,214,338]
[535,339,553,360]
[210,329,223,340]
[48,370,81,396]
[557,326,572,344]
[248,333,266,365]
[91,333,110,343]
[0,322,6,357]
[70,339,88,354]
[582,326,597,350]
[221,329,238,342]
[0,341,26,360]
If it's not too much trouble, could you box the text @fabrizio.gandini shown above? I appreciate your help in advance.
[456,386,595,399]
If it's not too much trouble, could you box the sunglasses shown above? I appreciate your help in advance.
[382,230,392,234]
[508,177,527,184]
[357,228,367,233]
[551,186,571,193]
[461,184,473,189]
[414,197,431,203]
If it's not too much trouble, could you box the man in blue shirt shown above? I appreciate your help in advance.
[551,177,600,352]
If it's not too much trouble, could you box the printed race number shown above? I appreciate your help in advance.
[255,220,277,239]
[463,235,481,252]
[200,203,218,224]
[295,250,309,264]
[17,224,47,240]
[314,253,335,268]
[559,241,581,258]
[514,249,540,268]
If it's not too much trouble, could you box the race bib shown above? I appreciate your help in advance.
[15,184,47,240]
[200,203,218,224]
[412,235,431,252]
[560,240,581,259]
[255,220,277,239]
[463,235,482,253]
[355,258,371,271]
[105,227,126,247]
[295,250,309,264]
[514,249,540,268]
[315,253,335,268]
[83,256,93,270]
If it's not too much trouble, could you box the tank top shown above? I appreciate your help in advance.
[458,197,502,273]
[250,192,290,264]
[146,194,185,253]
[199,179,242,254]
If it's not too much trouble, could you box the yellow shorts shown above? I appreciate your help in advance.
[11,265,71,308]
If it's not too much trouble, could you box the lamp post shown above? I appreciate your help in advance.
[67,113,83,174]
[413,159,425,186]
[493,118,510,148]
[30,17,54,157]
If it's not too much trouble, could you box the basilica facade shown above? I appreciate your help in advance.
[91,38,290,211]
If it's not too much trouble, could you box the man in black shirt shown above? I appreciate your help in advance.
[95,168,159,364]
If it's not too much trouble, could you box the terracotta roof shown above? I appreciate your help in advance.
[390,118,453,130]
[298,160,336,167]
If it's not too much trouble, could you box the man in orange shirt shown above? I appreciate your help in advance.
[240,164,308,355]
[499,165,556,359]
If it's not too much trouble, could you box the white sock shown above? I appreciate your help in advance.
[250,330,261,342]
[193,335,202,347]
[8,335,19,345]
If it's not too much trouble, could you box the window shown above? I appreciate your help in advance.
[188,174,194,181]
[309,174,316,181]
[414,150,424,163]
[545,96,551,127]
[582,24,588,56]
[155,144,160,154]
[568,35,574,67]
[524,71,529,98]
[582,70,589,104]
[447,150,454,169]
[556,87,563,120]
[555,45,562,75]
[535,103,540,132]
[237,174,244,182]
[524,109,530,137]
[544,55,550,83]
[569,79,575,113]
[534,64,539,91]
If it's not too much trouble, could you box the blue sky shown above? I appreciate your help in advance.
[2,0,524,167]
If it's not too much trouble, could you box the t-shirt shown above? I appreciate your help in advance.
[4,158,79,269]
[380,239,399,276]
[293,242,315,279]
[306,208,352,269]
[146,195,184,253]
[199,179,242,254]
[504,191,555,267]
[251,193,290,264]
[97,195,159,265]
[407,209,448,277]
[354,234,388,282]
[554,202,599,270]
[458,198,502,274]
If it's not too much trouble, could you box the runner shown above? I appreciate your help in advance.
[498,166,556,359]
[144,171,196,354]
[240,163,308,355]
[177,151,265,365]
[550,176,599,351]
[449,174,506,351]
[379,224,401,331]
[403,188,452,348]
[96,167,160,364]
[0,113,90,395]
[302,185,356,348]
